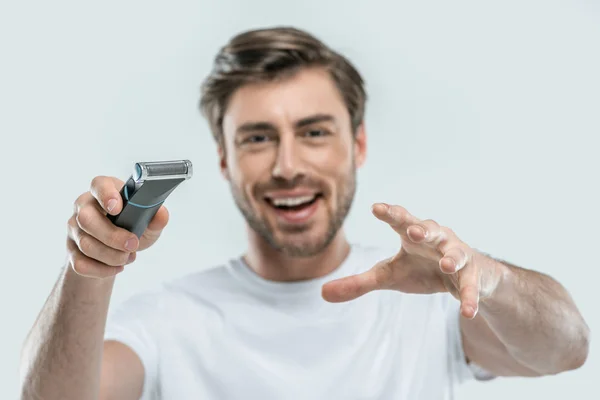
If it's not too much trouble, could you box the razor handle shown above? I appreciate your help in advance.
[108,176,185,238]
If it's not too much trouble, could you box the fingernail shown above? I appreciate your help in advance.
[412,226,427,239]
[463,305,477,318]
[470,306,478,318]
[126,252,135,264]
[450,259,459,272]
[443,258,456,271]
[107,199,117,212]
[371,203,388,214]
[125,238,137,251]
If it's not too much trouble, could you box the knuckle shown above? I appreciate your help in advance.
[72,255,111,279]
[67,216,77,235]
[76,206,94,230]
[447,246,461,259]
[423,219,439,228]
[389,206,406,222]
[456,246,468,260]
[90,175,105,191]
[90,176,112,206]
[391,205,406,214]
[437,227,457,252]
[66,237,77,255]
[78,234,93,256]
[73,192,88,213]
[69,249,115,279]
[70,256,89,276]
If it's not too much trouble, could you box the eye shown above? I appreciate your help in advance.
[304,129,328,138]
[244,134,270,144]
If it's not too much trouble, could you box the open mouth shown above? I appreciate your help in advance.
[264,193,322,212]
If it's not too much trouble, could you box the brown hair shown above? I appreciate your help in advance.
[199,26,367,145]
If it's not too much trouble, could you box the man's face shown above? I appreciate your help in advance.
[220,67,367,257]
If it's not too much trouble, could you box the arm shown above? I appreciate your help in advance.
[321,203,590,378]
[20,176,169,400]
[460,255,590,376]
[19,265,144,400]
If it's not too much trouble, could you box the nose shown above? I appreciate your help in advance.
[272,134,303,181]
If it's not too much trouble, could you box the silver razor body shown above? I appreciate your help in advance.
[108,159,193,237]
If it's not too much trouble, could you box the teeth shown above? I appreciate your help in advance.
[271,195,316,207]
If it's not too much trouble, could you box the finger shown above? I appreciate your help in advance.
[138,205,169,250]
[67,238,124,279]
[89,176,125,216]
[76,203,139,252]
[458,265,480,319]
[439,246,470,274]
[322,258,393,302]
[406,219,444,245]
[371,203,421,236]
[68,216,134,267]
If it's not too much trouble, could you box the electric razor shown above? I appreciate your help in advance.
[108,160,193,237]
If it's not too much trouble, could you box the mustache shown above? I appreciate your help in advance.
[254,176,325,194]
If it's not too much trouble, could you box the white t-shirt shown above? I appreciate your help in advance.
[104,243,493,400]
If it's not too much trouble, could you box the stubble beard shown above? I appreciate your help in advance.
[230,169,356,258]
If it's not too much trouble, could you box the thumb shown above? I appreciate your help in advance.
[322,261,393,303]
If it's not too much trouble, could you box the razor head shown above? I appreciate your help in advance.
[133,160,193,182]
[110,159,193,237]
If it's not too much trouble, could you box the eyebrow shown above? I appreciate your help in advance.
[236,114,336,135]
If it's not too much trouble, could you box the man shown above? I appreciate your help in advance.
[20,26,589,400]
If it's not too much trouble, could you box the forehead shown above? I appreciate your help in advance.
[222,67,349,131]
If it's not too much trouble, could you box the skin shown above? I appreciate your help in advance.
[220,67,366,281]
[19,67,589,400]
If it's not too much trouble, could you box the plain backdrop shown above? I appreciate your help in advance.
[1,0,598,398]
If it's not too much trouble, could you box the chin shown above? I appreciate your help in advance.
[272,226,335,258]
[276,242,328,258]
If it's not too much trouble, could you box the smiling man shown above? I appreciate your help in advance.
[219,65,362,279]
[20,26,590,400]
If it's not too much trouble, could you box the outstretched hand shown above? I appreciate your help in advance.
[322,203,503,319]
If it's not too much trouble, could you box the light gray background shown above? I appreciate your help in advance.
[1,0,598,398]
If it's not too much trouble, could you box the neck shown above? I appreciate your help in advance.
[243,228,351,282]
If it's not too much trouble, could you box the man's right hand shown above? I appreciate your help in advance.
[66,175,170,279]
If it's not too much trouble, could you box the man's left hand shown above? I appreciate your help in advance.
[322,203,504,319]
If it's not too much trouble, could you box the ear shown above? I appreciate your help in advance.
[354,122,367,168]
[218,144,230,181]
